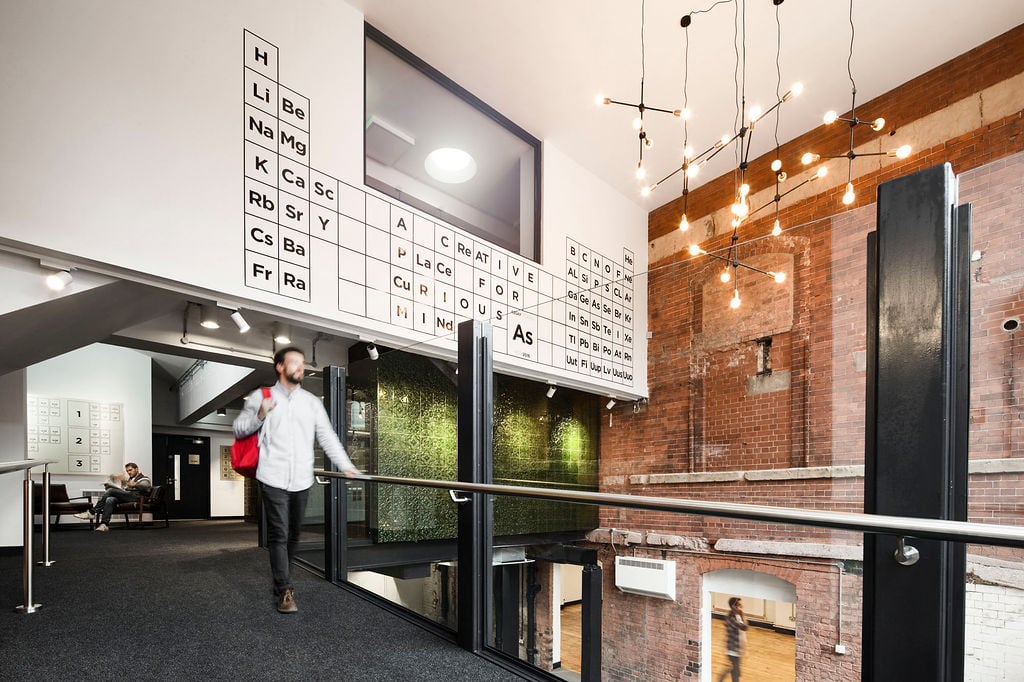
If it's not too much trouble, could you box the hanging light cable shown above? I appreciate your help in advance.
[681,0,793,308]
[799,0,912,207]
[597,0,683,186]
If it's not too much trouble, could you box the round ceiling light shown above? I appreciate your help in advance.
[424,147,477,184]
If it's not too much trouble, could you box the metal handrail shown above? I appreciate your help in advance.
[316,470,1024,548]
[0,459,58,613]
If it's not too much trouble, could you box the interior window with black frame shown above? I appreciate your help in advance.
[364,25,541,261]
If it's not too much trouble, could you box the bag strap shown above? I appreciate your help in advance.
[256,386,272,447]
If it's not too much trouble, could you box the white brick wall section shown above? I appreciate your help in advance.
[965,582,1024,681]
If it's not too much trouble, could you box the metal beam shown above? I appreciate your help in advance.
[456,319,493,652]
[864,163,969,682]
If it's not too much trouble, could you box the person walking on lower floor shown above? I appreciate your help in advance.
[233,346,360,614]
[717,597,749,682]
[74,462,152,532]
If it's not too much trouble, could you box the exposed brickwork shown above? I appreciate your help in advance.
[596,22,1024,682]
[649,23,1024,243]
[592,546,863,681]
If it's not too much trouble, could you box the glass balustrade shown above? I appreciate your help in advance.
[321,473,1024,681]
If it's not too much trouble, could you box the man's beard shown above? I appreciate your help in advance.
[287,370,303,385]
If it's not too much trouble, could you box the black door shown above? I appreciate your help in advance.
[152,434,210,519]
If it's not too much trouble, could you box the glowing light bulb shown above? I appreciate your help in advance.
[632,117,642,130]
[679,214,689,232]
[596,94,609,106]
[748,105,762,122]
[720,269,731,283]
[739,183,750,198]
[686,164,701,179]
[730,292,741,309]
[816,166,829,179]
[684,145,694,159]
[680,108,692,121]
[720,133,731,147]
[640,184,652,198]
[771,158,782,172]
[688,244,703,256]
[871,117,886,132]
[802,152,819,165]
[823,110,838,125]
[772,219,782,236]
[635,163,646,180]
[732,201,749,218]
[842,182,856,205]
[773,271,787,284]
[791,82,804,97]
[896,144,912,159]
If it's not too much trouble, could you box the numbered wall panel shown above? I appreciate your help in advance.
[27,395,125,474]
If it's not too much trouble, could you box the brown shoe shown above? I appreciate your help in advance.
[277,588,298,613]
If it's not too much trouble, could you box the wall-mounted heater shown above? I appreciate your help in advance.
[614,556,677,600]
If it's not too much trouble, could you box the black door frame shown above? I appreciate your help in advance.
[151,433,210,519]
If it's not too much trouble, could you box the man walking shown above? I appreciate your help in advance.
[75,462,151,532]
[233,346,359,613]
[717,597,749,682]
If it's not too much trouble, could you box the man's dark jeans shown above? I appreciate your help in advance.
[260,483,310,595]
[95,488,140,525]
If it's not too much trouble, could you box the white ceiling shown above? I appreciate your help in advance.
[356,0,1024,207]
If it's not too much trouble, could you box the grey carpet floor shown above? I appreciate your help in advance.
[0,520,523,681]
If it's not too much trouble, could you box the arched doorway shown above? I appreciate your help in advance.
[703,569,797,681]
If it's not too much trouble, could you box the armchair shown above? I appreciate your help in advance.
[113,485,169,528]
[32,483,93,526]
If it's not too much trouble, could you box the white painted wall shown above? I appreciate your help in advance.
[209,433,244,517]
[0,370,28,547]
[0,0,650,399]
[178,362,254,420]
[0,251,117,317]
[26,344,153,494]
[542,142,649,395]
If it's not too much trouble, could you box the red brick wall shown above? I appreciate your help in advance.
[593,21,1024,682]
[648,24,1024,243]
[593,547,863,681]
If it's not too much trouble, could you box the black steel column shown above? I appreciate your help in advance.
[580,562,603,682]
[494,565,521,656]
[457,319,493,652]
[324,365,347,583]
[864,163,969,682]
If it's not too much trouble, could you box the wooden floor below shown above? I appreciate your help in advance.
[710,617,796,681]
[557,605,796,680]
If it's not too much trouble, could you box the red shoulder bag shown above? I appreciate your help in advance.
[231,387,271,478]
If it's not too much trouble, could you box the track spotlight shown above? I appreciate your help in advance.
[229,310,250,333]
[199,304,220,329]
[273,323,291,344]
[366,343,379,361]
[606,398,616,411]
[216,408,227,417]
[546,385,557,398]
[45,270,73,291]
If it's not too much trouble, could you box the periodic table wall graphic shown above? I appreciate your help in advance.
[242,30,638,390]
[26,395,126,475]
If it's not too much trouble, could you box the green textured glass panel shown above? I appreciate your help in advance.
[349,351,600,543]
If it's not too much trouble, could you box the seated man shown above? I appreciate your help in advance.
[75,462,152,532]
